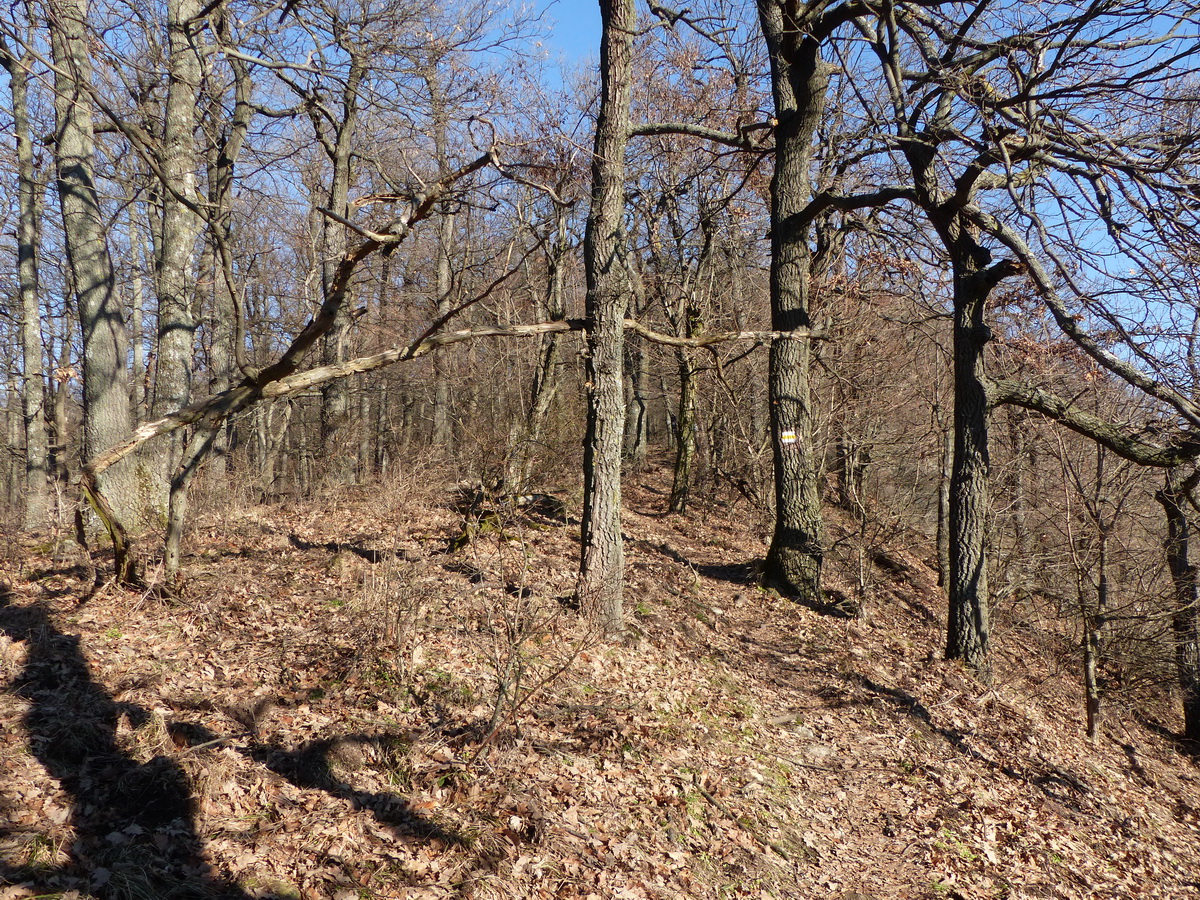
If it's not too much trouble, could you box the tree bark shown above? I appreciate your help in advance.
[1,40,51,529]
[319,55,366,481]
[577,0,635,636]
[758,0,827,603]
[49,0,138,527]
[1158,472,1200,742]
[151,0,203,497]
[945,250,998,682]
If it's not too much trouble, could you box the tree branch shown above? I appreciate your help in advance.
[630,120,774,151]
[988,376,1200,468]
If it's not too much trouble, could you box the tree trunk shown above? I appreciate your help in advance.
[319,56,366,481]
[203,37,253,488]
[1083,519,1109,742]
[577,0,635,636]
[937,423,952,588]
[515,211,568,488]
[1,40,51,529]
[945,253,993,681]
[49,0,138,527]
[6,406,20,511]
[428,69,455,454]
[127,210,148,423]
[151,0,203,505]
[623,335,649,472]
[669,346,697,514]
[50,313,72,489]
[758,0,827,603]
[1158,473,1200,742]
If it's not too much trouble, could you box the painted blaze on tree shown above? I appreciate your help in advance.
[758,0,830,605]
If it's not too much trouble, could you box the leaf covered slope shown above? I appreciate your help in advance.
[2,467,1199,899]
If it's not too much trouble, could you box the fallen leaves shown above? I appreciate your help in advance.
[2,479,1200,898]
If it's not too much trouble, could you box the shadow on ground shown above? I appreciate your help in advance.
[167,722,465,847]
[0,585,464,898]
[0,585,252,898]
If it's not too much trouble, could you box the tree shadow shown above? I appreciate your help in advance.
[847,673,1093,808]
[638,539,856,616]
[0,587,252,898]
[166,723,465,847]
[287,533,402,564]
[1133,711,1200,758]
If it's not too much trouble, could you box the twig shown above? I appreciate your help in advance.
[177,730,253,755]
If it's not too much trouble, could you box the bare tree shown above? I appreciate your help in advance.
[47,0,138,536]
[576,0,636,636]
[1,30,50,529]
[847,0,1200,679]
[754,0,840,603]
[149,0,204,501]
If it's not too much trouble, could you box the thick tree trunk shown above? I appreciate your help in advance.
[758,1,827,603]
[945,251,1001,682]
[577,0,635,636]
[2,41,51,529]
[49,0,138,527]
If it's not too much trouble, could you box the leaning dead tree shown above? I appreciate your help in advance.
[80,150,498,584]
[80,151,817,593]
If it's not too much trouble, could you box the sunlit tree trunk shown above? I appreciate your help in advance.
[577,0,635,636]
[49,0,137,526]
[2,39,51,529]
[758,0,827,603]
[151,0,203,497]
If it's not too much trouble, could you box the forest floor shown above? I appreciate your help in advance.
[2,462,1199,899]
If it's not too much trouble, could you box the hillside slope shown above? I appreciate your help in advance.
[2,466,1198,899]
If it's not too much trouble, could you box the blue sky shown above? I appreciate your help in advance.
[536,0,601,65]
